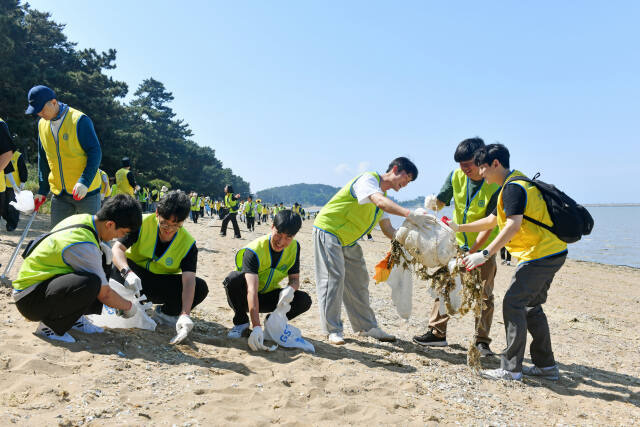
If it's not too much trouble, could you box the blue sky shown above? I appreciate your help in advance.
[26,1,639,203]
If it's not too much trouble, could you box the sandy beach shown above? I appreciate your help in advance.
[1,214,639,426]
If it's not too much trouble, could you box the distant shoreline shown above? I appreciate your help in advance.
[583,203,640,207]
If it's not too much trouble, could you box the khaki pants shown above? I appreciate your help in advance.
[428,255,497,344]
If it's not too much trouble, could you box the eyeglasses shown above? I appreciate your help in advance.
[158,219,183,231]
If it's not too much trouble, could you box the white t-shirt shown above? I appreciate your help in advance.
[351,174,389,220]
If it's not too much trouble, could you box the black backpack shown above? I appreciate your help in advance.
[505,173,594,243]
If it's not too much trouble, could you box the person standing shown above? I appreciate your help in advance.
[25,85,103,227]
[451,144,568,381]
[313,157,424,345]
[0,117,18,231]
[4,149,28,231]
[220,185,241,238]
[413,138,500,357]
[244,195,256,232]
[113,157,139,197]
[98,169,111,204]
[190,192,200,223]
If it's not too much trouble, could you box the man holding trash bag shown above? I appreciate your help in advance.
[110,190,209,344]
[11,194,142,343]
[223,209,312,351]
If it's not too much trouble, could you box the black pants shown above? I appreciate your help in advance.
[246,215,255,231]
[223,270,312,325]
[2,188,20,231]
[191,210,199,223]
[111,260,209,316]
[220,212,241,237]
[15,272,103,335]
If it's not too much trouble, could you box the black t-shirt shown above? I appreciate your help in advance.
[119,231,198,273]
[493,183,527,217]
[0,121,16,174]
[241,241,300,275]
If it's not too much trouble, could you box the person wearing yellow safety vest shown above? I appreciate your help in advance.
[189,192,201,223]
[244,195,256,232]
[313,157,426,345]
[450,144,568,382]
[25,85,104,227]
[413,138,500,356]
[12,195,143,342]
[98,169,111,204]
[223,209,311,347]
[0,117,19,231]
[255,200,263,225]
[220,185,242,238]
[4,149,28,231]
[113,157,139,197]
[149,187,159,212]
[111,191,209,344]
[261,204,269,224]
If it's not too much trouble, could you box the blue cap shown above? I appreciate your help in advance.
[25,85,56,115]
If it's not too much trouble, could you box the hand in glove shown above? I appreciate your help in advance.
[463,252,489,271]
[117,301,137,318]
[124,271,143,297]
[72,182,88,200]
[407,208,429,225]
[248,326,274,351]
[279,286,295,306]
[441,216,460,232]
[34,194,47,211]
[99,241,112,266]
[424,194,439,211]
[170,314,194,345]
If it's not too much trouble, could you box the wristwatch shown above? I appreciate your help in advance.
[120,267,132,277]
[481,249,490,259]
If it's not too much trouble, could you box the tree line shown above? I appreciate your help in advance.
[256,183,341,207]
[0,0,249,197]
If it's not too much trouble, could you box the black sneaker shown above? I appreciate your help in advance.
[475,342,495,356]
[413,330,447,347]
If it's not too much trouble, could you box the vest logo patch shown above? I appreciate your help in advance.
[165,257,174,266]
[478,200,485,207]
[62,133,69,141]
[279,264,288,271]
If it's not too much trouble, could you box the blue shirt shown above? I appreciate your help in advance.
[37,102,102,196]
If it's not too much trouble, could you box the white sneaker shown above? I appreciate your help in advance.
[71,316,104,334]
[359,327,396,342]
[227,323,250,338]
[154,306,178,326]
[328,332,345,345]
[35,322,76,343]
[481,368,523,381]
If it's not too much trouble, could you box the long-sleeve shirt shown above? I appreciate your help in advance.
[0,121,16,175]
[37,102,102,196]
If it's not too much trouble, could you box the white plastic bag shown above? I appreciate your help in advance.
[87,279,157,330]
[263,292,315,353]
[386,264,413,320]
[9,190,35,213]
[394,209,457,268]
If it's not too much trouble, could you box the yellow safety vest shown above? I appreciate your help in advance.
[114,167,134,196]
[235,234,298,294]
[37,107,101,195]
[99,169,111,197]
[6,150,23,189]
[497,170,568,264]
[450,169,500,250]
[126,213,195,274]
[314,172,386,246]
[0,118,8,192]
[225,193,238,213]
[190,196,199,211]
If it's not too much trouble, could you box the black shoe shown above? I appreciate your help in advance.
[475,342,495,356]
[413,330,447,347]
[219,233,226,237]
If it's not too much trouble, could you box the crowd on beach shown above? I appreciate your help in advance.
[0,84,570,383]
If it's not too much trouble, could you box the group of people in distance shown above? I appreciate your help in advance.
[7,83,566,383]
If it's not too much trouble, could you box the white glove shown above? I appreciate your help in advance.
[279,286,295,306]
[99,241,112,265]
[442,217,460,232]
[118,301,137,318]
[124,271,143,297]
[424,194,439,211]
[72,182,89,200]
[170,314,194,345]
[407,208,429,225]
[248,326,275,351]
[463,252,488,270]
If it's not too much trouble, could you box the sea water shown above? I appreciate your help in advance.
[389,205,639,269]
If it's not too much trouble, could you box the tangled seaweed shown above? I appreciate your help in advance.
[390,240,485,372]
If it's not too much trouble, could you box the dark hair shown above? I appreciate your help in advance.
[157,190,191,222]
[96,194,142,230]
[224,185,233,194]
[273,209,302,236]
[386,157,418,181]
[474,143,510,169]
[454,137,485,162]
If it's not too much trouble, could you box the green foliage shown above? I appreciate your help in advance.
[397,196,425,208]
[256,183,340,207]
[0,2,249,199]
[148,178,171,191]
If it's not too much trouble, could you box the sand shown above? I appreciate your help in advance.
[1,214,639,426]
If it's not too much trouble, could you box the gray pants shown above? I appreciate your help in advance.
[501,254,566,372]
[313,228,377,334]
[51,192,101,228]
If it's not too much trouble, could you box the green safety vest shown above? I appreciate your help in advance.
[13,214,99,291]
[151,189,159,201]
[314,172,386,247]
[235,234,298,294]
[450,169,501,250]
[244,201,255,216]
[126,213,195,274]
[225,193,238,213]
[190,196,199,211]
[38,107,101,195]
[114,167,134,196]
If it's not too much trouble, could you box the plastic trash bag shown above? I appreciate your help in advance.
[386,264,414,320]
[87,279,157,330]
[263,291,315,353]
[394,209,456,268]
[373,252,393,284]
[10,190,35,213]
